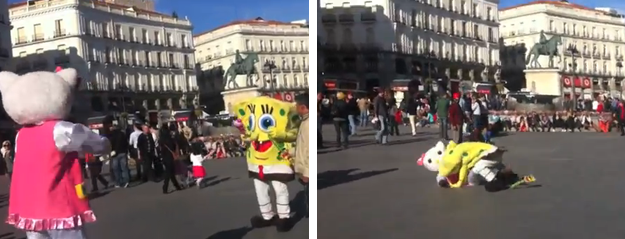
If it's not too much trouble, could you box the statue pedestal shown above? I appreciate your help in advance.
[523,68,562,96]
[221,86,260,114]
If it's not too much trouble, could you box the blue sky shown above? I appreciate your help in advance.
[9,0,309,35]
[500,0,625,12]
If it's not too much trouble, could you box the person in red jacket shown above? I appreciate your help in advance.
[448,93,464,143]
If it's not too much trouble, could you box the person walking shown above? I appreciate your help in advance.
[405,93,419,136]
[102,117,130,188]
[331,92,350,149]
[387,93,400,136]
[293,93,309,217]
[448,93,464,143]
[357,96,370,127]
[137,123,157,182]
[0,140,14,183]
[346,93,358,136]
[373,89,389,144]
[128,123,143,181]
[158,125,183,194]
[436,92,451,140]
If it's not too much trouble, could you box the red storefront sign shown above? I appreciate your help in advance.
[283,92,294,102]
[562,76,591,88]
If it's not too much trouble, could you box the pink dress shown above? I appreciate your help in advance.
[6,121,96,231]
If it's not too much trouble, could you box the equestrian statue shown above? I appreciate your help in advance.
[526,31,562,68]
[224,50,259,89]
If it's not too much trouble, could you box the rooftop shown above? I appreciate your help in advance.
[193,17,302,37]
[500,0,596,12]
[10,0,176,19]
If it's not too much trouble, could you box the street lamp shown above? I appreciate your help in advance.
[566,44,579,109]
[264,60,277,90]
[424,51,436,94]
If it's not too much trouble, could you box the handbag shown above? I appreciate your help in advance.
[163,144,180,160]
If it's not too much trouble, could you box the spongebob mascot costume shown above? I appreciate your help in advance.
[234,96,300,232]
[430,141,535,192]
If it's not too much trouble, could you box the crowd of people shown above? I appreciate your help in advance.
[317,89,625,149]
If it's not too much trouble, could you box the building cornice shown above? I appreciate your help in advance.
[10,4,77,21]
[501,8,625,27]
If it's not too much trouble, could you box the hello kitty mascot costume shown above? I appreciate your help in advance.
[3,69,111,238]
[417,141,461,188]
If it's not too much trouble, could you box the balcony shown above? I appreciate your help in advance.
[603,54,611,60]
[103,31,111,39]
[33,34,44,41]
[361,12,376,23]
[617,55,624,61]
[338,13,354,24]
[115,35,123,41]
[104,58,112,64]
[53,29,66,38]
[15,38,27,45]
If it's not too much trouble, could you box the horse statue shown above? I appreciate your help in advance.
[526,33,562,69]
[223,52,259,89]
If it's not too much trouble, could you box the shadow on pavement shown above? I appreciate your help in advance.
[318,168,398,190]
[288,189,308,227]
[202,177,233,188]
[205,226,253,239]
[0,232,26,239]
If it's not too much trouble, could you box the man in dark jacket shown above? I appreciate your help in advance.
[103,117,131,188]
[406,93,419,136]
[373,89,389,144]
[331,92,350,149]
[137,123,157,182]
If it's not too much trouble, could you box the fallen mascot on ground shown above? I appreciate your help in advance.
[417,141,535,192]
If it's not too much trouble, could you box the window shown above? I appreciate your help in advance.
[145,51,151,65]
[166,33,172,46]
[154,31,160,45]
[142,29,148,43]
[115,24,122,39]
[102,23,109,37]
[16,27,25,42]
[168,53,174,67]
[181,34,187,47]
[105,47,111,62]
[118,48,124,64]
[129,27,135,41]
[184,55,190,68]
[156,52,162,66]
[302,57,307,68]
[54,20,64,36]
[245,39,251,51]
[34,24,43,40]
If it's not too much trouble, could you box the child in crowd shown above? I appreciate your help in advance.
[190,140,207,188]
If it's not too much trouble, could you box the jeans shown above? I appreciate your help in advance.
[375,116,389,144]
[110,153,129,186]
[439,117,448,140]
[333,119,350,147]
[359,111,369,127]
[347,115,357,135]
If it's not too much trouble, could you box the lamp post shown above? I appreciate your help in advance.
[566,44,579,109]
[618,62,623,98]
[264,60,277,90]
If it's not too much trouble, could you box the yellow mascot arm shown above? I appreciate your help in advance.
[450,165,469,188]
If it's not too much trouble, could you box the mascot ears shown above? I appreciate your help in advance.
[0,68,78,93]
[0,71,19,93]
[56,68,79,88]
